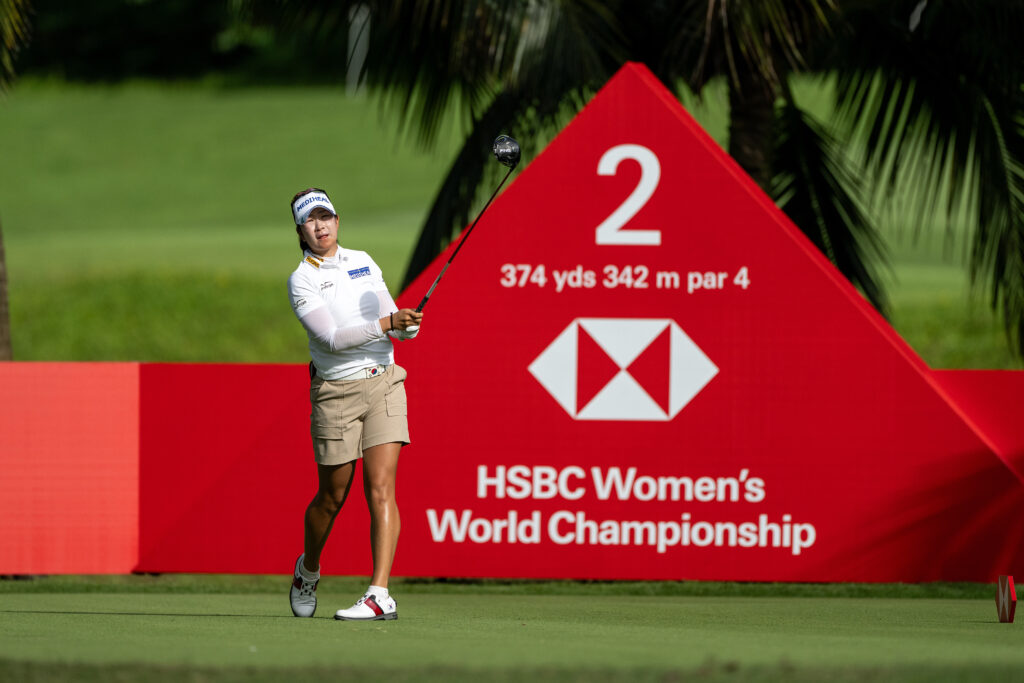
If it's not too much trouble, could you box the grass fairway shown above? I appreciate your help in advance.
[0,576,1020,682]
[0,80,460,363]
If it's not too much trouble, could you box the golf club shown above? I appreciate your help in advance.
[405,134,520,328]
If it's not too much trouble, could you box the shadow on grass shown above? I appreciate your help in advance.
[4,658,1024,683]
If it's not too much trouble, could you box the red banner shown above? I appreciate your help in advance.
[0,363,138,574]
[390,62,1024,581]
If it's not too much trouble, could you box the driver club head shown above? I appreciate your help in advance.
[493,135,521,168]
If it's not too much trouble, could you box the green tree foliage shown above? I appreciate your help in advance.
[15,0,244,80]
[1,0,30,89]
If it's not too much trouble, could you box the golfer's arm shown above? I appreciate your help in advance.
[298,306,387,351]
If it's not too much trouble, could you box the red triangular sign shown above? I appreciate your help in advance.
[395,62,1024,582]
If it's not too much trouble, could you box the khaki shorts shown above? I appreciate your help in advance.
[309,364,410,466]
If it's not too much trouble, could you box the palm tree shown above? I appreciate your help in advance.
[0,0,33,361]
[248,0,1024,358]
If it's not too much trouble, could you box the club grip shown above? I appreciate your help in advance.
[415,295,429,313]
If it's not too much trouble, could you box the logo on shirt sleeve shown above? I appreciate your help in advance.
[347,266,371,279]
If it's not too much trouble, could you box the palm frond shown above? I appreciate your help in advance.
[303,0,609,149]
[830,0,1024,354]
[398,0,623,289]
[971,99,1024,355]
[360,1,521,147]
[0,0,32,90]
[666,0,836,93]
[400,90,521,291]
[773,96,890,315]
[393,0,624,286]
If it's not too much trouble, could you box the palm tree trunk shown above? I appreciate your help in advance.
[0,218,10,360]
[727,65,777,193]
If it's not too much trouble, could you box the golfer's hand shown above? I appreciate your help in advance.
[392,308,423,331]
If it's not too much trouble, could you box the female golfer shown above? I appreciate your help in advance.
[286,187,422,621]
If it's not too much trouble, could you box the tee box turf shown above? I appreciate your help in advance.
[996,575,1016,623]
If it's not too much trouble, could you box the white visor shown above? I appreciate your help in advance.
[292,192,337,225]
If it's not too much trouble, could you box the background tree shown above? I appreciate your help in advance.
[0,0,33,361]
[15,0,251,80]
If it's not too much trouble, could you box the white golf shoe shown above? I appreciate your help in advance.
[289,555,318,617]
[334,591,398,621]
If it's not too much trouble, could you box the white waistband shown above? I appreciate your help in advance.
[336,364,387,380]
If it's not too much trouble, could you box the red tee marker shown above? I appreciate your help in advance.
[997,575,1017,623]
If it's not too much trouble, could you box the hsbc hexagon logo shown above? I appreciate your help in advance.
[528,318,718,421]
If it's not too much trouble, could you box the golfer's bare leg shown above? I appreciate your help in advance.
[362,442,401,588]
[303,462,356,573]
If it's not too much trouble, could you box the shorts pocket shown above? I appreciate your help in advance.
[384,387,407,417]
[311,378,346,438]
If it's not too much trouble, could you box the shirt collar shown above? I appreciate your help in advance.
[304,249,348,269]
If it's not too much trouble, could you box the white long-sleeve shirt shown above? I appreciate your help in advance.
[288,248,414,380]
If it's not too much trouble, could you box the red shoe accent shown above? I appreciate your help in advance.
[293,576,318,590]
[364,596,384,616]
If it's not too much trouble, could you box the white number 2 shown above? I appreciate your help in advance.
[595,144,661,246]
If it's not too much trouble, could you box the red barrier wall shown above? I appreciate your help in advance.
[0,363,138,574]
[1,362,1022,579]
[135,363,355,574]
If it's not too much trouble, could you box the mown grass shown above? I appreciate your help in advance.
[6,661,1024,683]
[0,79,1019,368]
[0,573,995,599]
[879,261,1021,369]
[0,80,450,362]
[0,577,1018,683]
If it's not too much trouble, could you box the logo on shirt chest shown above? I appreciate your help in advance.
[347,266,371,279]
[320,281,335,292]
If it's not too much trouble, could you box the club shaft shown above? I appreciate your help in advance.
[415,165,514,313]
[415,262,450,311]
